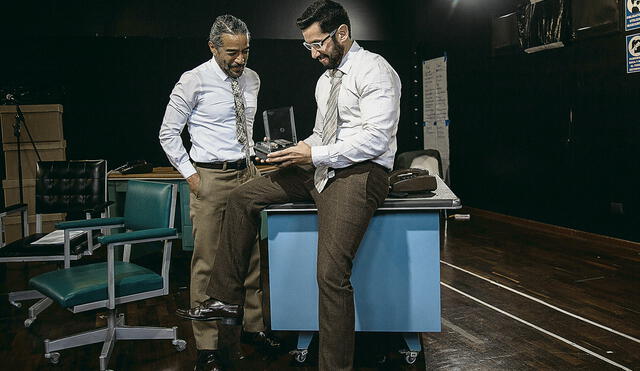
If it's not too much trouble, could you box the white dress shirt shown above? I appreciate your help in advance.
[303,41,401,171]
[159,58,260,179]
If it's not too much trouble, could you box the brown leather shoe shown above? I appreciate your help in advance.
[176,298,243,324]
[194,350,225,371]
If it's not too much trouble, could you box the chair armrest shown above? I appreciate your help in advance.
[84,201,115,215]
[0,203,28,216]
[98,228,178,246]
[56,217,125,230]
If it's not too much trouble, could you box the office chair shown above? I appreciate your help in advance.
[29,180,186,370]
[0,160,110,327]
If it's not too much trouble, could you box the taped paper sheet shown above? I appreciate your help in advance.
[423,55,450,181]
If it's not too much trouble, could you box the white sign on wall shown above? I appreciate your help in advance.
[627,33,640,73]
[422,56,450,181]
[626,0,640,31]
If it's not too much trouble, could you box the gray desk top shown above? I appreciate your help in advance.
[266,175,461,212]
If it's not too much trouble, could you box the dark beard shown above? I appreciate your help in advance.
[324,40,345,69]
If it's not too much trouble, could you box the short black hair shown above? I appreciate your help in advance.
[296,0,351,37]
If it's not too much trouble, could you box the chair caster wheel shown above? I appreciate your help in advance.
[405,353,417,364]
[46,352,60,364]
[24,318,34,328]
[10,301,22,308]
[173,339,187,352]
[289,349,308,363]
[399,349,418,364]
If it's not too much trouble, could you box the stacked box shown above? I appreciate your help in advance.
[3,141,67,180]
[1,104,66,244]
[0,104,64,144]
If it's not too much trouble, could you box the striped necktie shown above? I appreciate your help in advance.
[314,69,344,192]
[231,78,252,170]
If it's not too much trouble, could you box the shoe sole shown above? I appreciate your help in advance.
[176,312,241,325]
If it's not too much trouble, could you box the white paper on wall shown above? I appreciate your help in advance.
[422,56,451,182]
[422,56,448,123]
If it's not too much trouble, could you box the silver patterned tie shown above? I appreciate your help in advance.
[314,69,344,192]
[231,78,252,170]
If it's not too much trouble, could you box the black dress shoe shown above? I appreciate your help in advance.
[194,350,225,371]
[241,331,282,353]
[176,298,243,324]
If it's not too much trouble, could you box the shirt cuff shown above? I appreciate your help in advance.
[177,161,197,179]
[311,145,330,167]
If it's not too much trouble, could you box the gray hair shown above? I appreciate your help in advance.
[209,15,250,48]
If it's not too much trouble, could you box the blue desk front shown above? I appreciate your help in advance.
[264,176,461,361]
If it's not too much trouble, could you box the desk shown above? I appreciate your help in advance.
[264,176,460,364]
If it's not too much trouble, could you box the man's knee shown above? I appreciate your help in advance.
[316,261,352,294]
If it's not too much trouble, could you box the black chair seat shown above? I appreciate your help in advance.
[0,232,100,258]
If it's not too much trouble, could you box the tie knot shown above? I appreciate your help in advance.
[330,69,344,79]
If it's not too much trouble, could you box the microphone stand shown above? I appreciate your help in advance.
[11,100,41,238]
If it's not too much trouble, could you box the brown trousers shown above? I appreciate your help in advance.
[206,162,389,370]
[189,165,264,350]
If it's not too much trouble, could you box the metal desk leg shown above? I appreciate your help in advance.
[290,331,314,363]
[400,332,421,364]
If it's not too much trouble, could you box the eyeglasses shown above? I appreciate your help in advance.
[302,29,337,51]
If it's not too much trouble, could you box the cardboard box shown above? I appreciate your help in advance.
[0,104,64,144]
[2,213,66,245]
[3,140,67,180]
[2,178,35,215]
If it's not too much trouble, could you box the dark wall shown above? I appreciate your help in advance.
[413,0,640,241]
[3,0,637,242]
[0,1,415,171]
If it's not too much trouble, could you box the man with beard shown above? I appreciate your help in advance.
[176,1,401,370]
[159,14,280,371]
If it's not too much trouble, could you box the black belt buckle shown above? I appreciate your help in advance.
[228,159,247,170]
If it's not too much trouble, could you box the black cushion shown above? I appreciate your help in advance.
[35,160,106,216]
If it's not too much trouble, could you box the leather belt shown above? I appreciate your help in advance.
[195,160,247,170]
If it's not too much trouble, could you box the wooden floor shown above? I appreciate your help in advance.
[1,207,638,370]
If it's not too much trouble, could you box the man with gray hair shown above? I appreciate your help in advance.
[177,1,401,369]
[159,14,280,371]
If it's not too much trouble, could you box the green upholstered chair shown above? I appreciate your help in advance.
[29,180,186,370]
[0,160,110,327]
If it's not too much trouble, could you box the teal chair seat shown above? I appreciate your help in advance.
[29,261,162,308]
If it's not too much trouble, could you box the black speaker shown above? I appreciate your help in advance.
[572,0,620,39]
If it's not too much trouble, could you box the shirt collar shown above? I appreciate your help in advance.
[210,57,233,82]
[324,40,360,79]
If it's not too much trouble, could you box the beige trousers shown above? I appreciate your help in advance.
[189,164,264,350]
